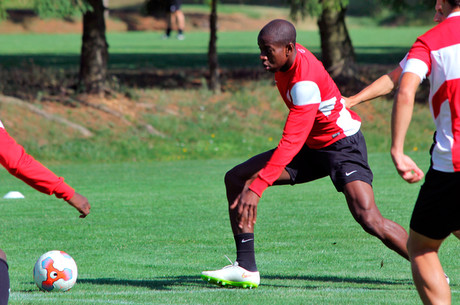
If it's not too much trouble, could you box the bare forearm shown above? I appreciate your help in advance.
[391,90,414,156]
[391,72,419,156]
[347,66,402,108]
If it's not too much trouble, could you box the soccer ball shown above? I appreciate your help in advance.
[33,250,78,292]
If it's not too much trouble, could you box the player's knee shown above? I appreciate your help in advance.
[224,166,244,187]
[406,236,429,260]
[224,169,236,187]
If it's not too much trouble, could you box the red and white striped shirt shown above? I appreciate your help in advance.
[249,44,361,196]
[403,12,460,172]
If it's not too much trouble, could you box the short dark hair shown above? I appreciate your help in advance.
[447,0,460,7]
[259,19,296,46]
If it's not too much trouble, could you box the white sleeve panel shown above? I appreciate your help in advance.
[403,58,429,83]
[399,53,408,69]
[290,81,321,106]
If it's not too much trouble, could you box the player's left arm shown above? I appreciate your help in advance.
[345,66,403,108]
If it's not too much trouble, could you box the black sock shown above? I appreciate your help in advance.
[178,29,183,35]
[165,28,171,36]
[234,233,257,272]
[0,259,9,305]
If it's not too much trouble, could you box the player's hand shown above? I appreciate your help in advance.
[342,96,353,108]
[391,153,424,183]
[67,192,91,218]
[230,189,260,230]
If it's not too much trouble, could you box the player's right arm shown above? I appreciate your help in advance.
[391,72,424,183]
[0,127,91,216]
[67,192,91,218]
[249,103,319,197]
[345,66,402,108]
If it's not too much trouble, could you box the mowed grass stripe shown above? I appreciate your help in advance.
[0,26,430,69]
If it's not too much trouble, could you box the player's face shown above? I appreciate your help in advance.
[434,0,446,23]
[258,36,290,73]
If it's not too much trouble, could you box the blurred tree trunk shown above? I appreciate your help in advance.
[208,0,220,93]
[317,1,355,78]
[79,0,109,94]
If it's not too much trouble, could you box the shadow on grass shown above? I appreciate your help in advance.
[0,46,408,70]
[262,274,413,289]
[78,276,204,290]
[74,273,412,291]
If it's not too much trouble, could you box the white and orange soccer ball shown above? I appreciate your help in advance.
[33,250,78,292]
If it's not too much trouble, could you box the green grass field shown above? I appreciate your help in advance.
[0,153,458,304]
[0,25,431,70]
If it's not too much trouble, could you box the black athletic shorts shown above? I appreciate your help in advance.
[285,130,373,192]
[0,258,9,305]
[167,0,182,12]
[410,167,460,240]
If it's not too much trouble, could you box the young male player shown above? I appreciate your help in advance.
[0,121,91,305]
[201,19,410,289]
[391,0,460,303]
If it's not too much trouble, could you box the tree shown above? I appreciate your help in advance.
[289,0,355,78]
[208,0,220,92]
[79,0,109,94]
[0,0,108,95]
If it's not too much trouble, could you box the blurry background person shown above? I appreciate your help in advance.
[164,0,185,40]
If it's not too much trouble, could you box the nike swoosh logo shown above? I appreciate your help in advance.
[345,170,357,176]
[241,239,254,243]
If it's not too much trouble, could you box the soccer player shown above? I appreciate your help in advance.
[201,19,410,289]
[163,0,185,40]
[0,122,90,305]
[391,0,460,303]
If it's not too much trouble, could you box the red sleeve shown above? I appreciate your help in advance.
[249,104,319,196]
[407,38,432,76]
[0,128,75,201]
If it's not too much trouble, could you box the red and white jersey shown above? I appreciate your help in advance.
[403,12,460,172]
[249,43,361,196]
[0,123,75,200]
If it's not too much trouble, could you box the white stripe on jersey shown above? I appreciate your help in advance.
[403,58,428,82]
[432,101,454,172]
[289,81,321,106]
[429,44,460,102]
[318,96,336,117]
[337,98,361,136]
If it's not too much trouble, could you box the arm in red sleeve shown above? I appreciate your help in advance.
[249,103,319,196]
[0,128,75,201]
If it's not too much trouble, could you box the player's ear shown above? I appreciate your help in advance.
[285,42,295,57]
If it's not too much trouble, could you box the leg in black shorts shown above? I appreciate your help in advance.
[0,257,9,305]
[410,167,460,239]
[225,130,410,260]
